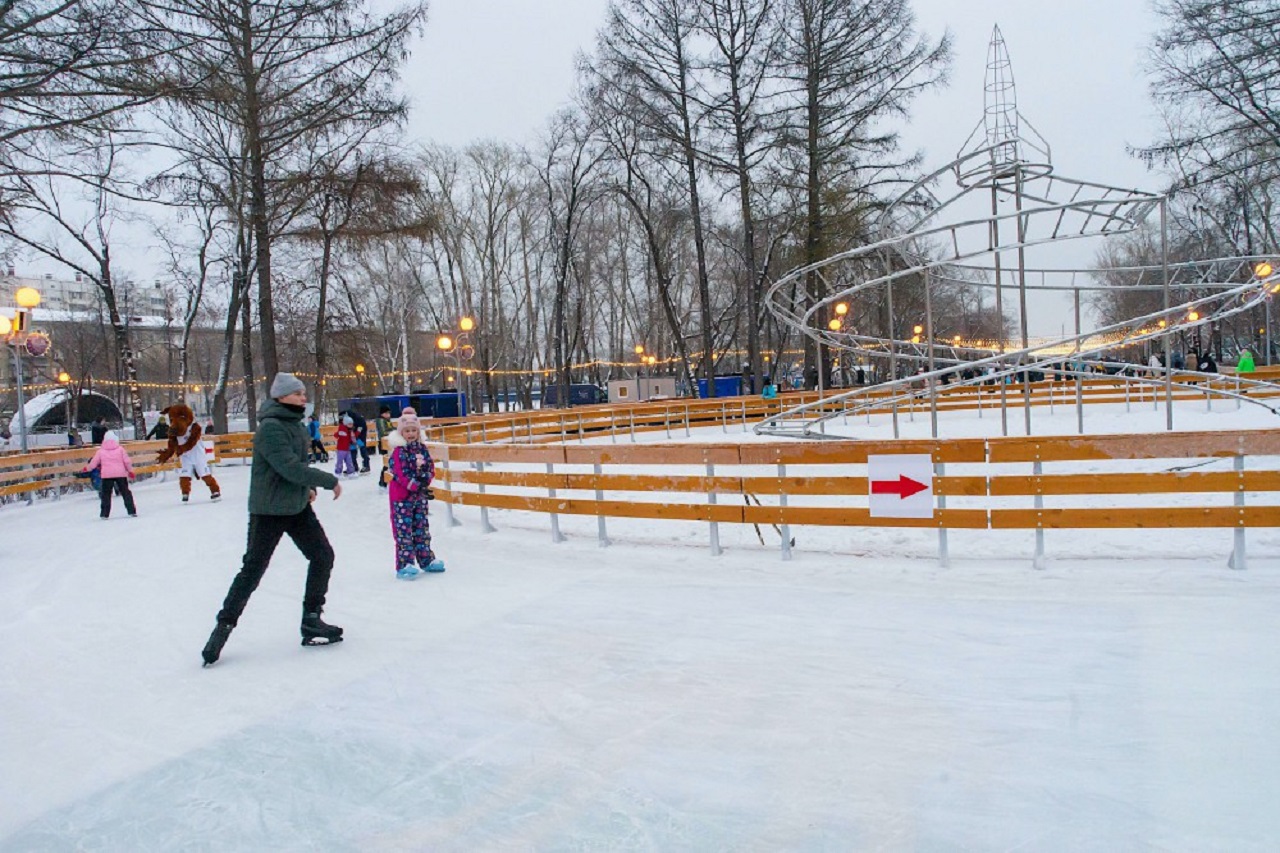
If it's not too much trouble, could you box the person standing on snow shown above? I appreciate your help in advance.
[344,409,371,473]
[386,407,444,579]
[201,373,344,667]
[146,414,169,440]
[306,415,327,462]
[81,430,137,519]
[333,415,356,477]
[375,405,393,489]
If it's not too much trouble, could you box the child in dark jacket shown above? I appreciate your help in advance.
[307,416,328,462]
[386,408,443,579]
[82,431,137,519]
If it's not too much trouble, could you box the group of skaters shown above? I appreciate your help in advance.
[77,406,220,519]
[199,373,445,667]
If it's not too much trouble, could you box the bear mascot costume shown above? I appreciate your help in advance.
[156,403,221,502]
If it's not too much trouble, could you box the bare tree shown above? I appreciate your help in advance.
[697,0,782,390]
[590,0,722,394]
[1140,1,1280,191]
[0,136,149,434]
[0,1,162,191]
[155,182,221,389]
[537,109,604,408]
[139,0,427,379]
[775,0,950,380]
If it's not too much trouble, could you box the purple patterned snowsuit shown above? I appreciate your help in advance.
[388,439,436,573]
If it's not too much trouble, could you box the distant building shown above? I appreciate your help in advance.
[0,268,169,316]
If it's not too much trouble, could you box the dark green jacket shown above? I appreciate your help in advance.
[249,401,339,515]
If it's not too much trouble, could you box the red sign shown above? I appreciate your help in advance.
[870,474,928,500]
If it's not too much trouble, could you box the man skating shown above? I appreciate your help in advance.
[202,374,344,666]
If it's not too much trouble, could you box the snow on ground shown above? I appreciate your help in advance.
[2,401,1280,850]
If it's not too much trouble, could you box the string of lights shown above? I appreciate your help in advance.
[5,322,1211,395]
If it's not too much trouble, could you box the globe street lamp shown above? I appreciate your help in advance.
[355,362,366,396]
[1,286,47,452]
[437,316,476,418]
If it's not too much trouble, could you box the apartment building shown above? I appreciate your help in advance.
[0,268,169,317]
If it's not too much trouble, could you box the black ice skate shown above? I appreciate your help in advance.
[301,610,343,646]
[202,621,233,666]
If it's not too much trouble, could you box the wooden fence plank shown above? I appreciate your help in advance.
[990,470,1280,496]
[990,506,1271,529]
[988,430,1280,463]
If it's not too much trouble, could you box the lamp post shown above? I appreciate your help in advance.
[437,315,476,418]
[58,371,72,437]
[355,362,365,396]
[633,344,645,402]
[1255,261,1274,366]
[1,286,44,452]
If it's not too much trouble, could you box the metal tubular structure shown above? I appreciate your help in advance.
[758,27,1278,440]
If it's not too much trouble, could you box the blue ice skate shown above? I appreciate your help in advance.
[396,566,421,580]
[423,558,445,573]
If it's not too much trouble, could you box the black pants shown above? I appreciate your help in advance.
[100,477,136,518]
[216,507,334,626]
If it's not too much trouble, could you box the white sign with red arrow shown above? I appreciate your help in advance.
[867,454,935,519]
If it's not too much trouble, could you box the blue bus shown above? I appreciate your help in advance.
[337,392,468,421]
[540,383,607,407]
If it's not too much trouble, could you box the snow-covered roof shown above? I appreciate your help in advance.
[30,308,174,329]
[11,388,122,434]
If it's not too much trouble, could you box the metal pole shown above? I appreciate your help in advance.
[1266,296,1273,367]
[990,182,1009,437]
[706,460,721,556]
[547,461,564,543]
[1015,164,1033,437]
[594,461,610,547]
[778,462,792,561]
[924,267,938,438]
[442,452,461,527]
[14,342,29,453]
[1032,459,1046,570]
[885,255,900,439]
[476,460,496,533]
[936,461,949,568]
[1229,451,1247,570]
[1074,286,1084,434]
[455,349,463,420]
[1161,197,1174,431]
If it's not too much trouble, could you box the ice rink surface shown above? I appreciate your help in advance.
[3,405,1280,850]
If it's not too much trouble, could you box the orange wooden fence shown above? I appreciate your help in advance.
[4,393,1278,567]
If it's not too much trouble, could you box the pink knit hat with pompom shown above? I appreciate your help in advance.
[397,407,420,430]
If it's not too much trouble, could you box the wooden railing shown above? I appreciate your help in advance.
[5,389,1279,567]
[0,439,184,500]
[418,404,1280,566]
[412,376,1280,446]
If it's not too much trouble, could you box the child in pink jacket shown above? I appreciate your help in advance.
[386,408,443,579]
[82,431,138,519]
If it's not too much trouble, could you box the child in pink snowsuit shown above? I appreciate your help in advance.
[82,431,138,519]
[386,408,443,579]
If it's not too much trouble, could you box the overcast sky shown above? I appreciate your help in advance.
[26,2,1166,339]
[402,1,1168,336]
[405,0,1165,192]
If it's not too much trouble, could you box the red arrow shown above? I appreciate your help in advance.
[870,474,928,499]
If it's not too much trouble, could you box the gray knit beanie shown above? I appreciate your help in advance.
[269,372,306,399]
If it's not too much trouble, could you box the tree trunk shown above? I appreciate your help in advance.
[240,270,258,423]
